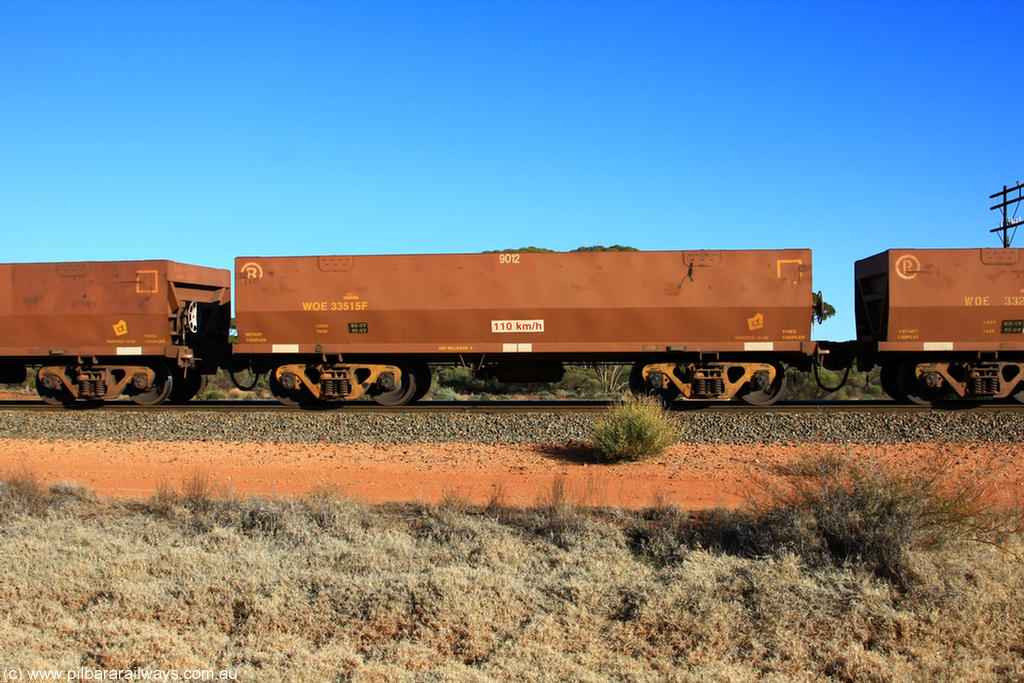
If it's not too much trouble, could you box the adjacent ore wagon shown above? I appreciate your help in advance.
[855,248,1024,403]
[232,249,819,406]
[0,261,230,405]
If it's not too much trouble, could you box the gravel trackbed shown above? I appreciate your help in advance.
[2,407,1021,509]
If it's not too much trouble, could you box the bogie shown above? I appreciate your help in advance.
[629,361,788,405]
[267,362,417,406]
[32,363,176,406]
[892,358,1024,406]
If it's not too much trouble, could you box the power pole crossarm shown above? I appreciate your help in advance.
[989,182,1024,248]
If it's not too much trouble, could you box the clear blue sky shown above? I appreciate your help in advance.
[2,1,1021,340]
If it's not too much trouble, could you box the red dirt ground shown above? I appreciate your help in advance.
[2,438,1022,510]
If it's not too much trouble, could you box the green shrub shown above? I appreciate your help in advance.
[428,385,461,401]
[198,387,227,400]
[588,396,680,462]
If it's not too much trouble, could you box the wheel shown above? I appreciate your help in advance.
[629,362,673,399]
[371,365,418,406]
[879,363,905,402]
[740,364,788,406]
[658,386,681,407]
[169,370,204,403]
[36,378,75,406]
[629,363,680,405]
[629,363,649,396]
[411,363,431,402]
[130,364,174,406]
[1007,376,1024,403]
[269,372,301,406]
[298,395,330,409]
[897,359,943,406]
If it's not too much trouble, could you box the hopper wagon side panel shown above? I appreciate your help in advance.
[865,248,1024,353]
[234,249,813,358]
[0,260,230,361]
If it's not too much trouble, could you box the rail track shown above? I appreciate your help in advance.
[4,396,1022,446]
[1,398,1021,414]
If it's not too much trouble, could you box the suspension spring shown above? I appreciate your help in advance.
[692,377,724,397]
[969,375,1000,396]
[321,378,352,398]
[79,380,107,397]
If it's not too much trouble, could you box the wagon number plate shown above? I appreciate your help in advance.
[1002,320,1024,334]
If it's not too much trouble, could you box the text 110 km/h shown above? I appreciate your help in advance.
[491,319,545,334]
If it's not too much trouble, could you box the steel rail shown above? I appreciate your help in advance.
[0,399,1020,414]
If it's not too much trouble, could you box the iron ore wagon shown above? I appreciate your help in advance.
[854,248,1024,404]
[231,249,819,406]
[0,260,230,405]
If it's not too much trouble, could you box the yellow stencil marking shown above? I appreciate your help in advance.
[136,270,158,293]
[776,259,803,284]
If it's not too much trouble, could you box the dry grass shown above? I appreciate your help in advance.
[1,453,1022,682]
[1,465,52,517]
[755,452,1024,584]
[631,451,1024,588]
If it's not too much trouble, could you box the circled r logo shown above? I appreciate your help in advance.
[240,262,264,280]
[894,254,920,280]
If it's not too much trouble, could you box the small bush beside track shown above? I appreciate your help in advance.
[588,395,681,462]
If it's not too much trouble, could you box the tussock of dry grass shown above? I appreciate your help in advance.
[1,454,1023,682]
[755,452,1024,585]
[588,395,680,462]
[631,452,1024,587]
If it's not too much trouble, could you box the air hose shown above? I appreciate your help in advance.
[813,364,851,393]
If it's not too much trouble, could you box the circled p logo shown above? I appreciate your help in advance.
[240,262,264,280]
[894,254,920,280]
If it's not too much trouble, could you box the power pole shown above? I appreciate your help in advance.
[990,181,1024,247]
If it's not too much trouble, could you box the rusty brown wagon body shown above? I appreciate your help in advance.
[0,260,230,404]
[233,249,818,405]
[855,248,1024,403]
